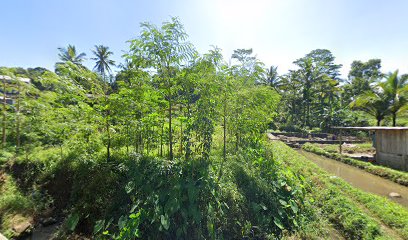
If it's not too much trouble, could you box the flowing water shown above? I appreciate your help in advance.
[297,150,408,208]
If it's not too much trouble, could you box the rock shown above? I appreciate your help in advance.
[0,232,8,240]
[12,220,33,236]
[389,192,402,198]
[41,217,58,227]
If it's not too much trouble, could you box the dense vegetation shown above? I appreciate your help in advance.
[274,55,408,131]
[0,17,407,239]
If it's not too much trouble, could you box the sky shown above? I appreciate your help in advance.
[1,0,407,78]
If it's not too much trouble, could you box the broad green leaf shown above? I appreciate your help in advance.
[66,212,80,232]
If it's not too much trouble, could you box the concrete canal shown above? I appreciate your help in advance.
[297,150,408,208]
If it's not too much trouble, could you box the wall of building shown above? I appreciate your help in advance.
[375,129,408,171]
[376,152,408,171]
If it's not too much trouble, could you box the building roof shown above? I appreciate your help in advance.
[0,75,30,83]
[0,75,12,81]
[332,127,408,130]
[17,77,30,83]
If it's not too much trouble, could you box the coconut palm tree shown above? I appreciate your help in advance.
[57,44,86,65]
[351,85,391,126]
[91,45,115,161]
[91,45,115,81]
[264,65,281,91]
[382,70,408,126]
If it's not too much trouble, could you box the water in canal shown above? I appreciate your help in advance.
[297,150,408,208]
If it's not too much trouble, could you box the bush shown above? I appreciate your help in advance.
[69,145,308,239]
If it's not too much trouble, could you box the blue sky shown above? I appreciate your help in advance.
[1,0,407,78]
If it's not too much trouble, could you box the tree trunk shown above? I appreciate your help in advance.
[223,104,227,162]
[306,102,310,127]
[102,72,111,161]
[126,123,129,155]
[377,118,381,126]
[160,122,163,157]
[235,133,239,151]
[2,78,6,147]
[392,112,396,127]
[146,133,149,155]
[16,81,21,149]
[169,100,173,160]
[107,118,111,160]
[179,106,183,156]
[218,102,227,181]
[185,104,191,160]
[60,144,63,160]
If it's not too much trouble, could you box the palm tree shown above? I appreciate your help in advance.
[382,70,408,126]
[351,83,392,126]
[57,44,86,65]
[91,45,115,81]
[264,65,281,91]
[91,45,115,161]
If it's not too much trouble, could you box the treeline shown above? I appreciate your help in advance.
[0,17,279,162]
[273,53,408,131]
[2,19,407,161]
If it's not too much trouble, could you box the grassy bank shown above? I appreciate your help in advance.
[0,142,322,239]
[316,142,374,155]
[269,141,408,239]
[2,139,407,239]
[0,172,35,237]
[302,143,408,186]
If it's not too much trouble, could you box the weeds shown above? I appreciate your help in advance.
[0,173,34,238]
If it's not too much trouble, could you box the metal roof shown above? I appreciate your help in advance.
[0,75,12,80]
[17,77,30,83]
[0,75,30,83]
[332,127,408,130]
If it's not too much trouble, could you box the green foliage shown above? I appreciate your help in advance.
[0,175,33,214]
[56,140,306,239]
[66,212,80,232]
[91,45,115,79]
[350,86,391,126]
[0,173,34,238]
[320,142,373,154]
[343,59,383,104]
[0,149,13,164]
[276,49,344,131]
[330,178,408,239]
[2,17,406,240]
[268,141,390,239]
[320,186,381,239]
[57,44,87,66]
[229,86,280,148]
[350,69,408,126]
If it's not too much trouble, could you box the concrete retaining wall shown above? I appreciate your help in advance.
[270,132,329,138]
[376,152,408,171]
